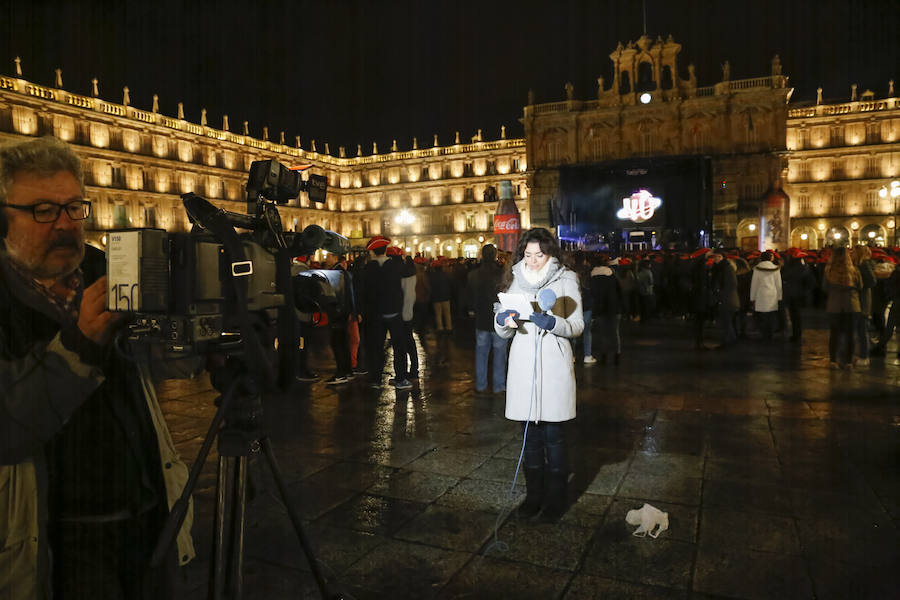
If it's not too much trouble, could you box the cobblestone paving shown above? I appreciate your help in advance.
[157,312,900,599]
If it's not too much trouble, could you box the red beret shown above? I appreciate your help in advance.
[690,248,711,259]
[366,236,391,251]
[618,257,632,266]
[386,246,403,256]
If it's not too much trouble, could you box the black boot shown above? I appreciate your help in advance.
[517,465,543,519]
[538,470,568,523]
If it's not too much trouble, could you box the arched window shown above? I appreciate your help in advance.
[636,61,655,93]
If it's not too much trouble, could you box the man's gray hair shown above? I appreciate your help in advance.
[0,136,84,204]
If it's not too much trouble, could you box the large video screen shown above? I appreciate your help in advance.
[555,155,712,249]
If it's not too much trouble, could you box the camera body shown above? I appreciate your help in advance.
[105,159,346,355]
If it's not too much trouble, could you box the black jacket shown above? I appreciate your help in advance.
[589,267,623,316]
[466,260,503,331]
[360,255,404,316]
[428,267,452,302]
[781,259,815,303]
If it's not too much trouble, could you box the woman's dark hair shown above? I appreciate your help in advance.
[501,227,563,291]
[512,228,562,263]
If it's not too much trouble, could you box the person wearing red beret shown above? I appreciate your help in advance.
[781,250,816,342]
[360,236,412,389]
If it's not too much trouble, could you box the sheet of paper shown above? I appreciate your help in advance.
[497,292,537,320]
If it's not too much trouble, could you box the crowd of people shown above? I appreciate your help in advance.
[303,237,900,387]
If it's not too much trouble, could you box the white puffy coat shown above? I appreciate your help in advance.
[750,260,782,312]
[494,259,583,422]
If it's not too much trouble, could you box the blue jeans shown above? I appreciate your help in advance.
[475,329,508,392]
[582,310,593,357]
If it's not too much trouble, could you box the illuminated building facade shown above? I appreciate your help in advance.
[781,86,900,249]
[0,66,528,259]
[1,38,897,255]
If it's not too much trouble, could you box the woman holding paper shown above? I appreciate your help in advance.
[494,228,584,522]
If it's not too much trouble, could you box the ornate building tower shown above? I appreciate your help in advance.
[523,36,792,250]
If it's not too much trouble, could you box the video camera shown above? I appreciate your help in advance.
[105,159,347,371]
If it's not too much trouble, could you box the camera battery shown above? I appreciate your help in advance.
[106,229,169,312]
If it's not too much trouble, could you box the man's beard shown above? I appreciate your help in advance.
[9,231,85,280]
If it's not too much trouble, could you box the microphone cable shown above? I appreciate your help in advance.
[482,307,545,558]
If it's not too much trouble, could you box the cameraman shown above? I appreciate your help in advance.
[0,137,194,599]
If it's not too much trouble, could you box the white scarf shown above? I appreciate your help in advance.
[521,259,552,286]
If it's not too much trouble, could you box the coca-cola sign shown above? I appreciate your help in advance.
[494,214,520,233]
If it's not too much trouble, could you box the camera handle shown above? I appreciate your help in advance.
[150,368,341,600]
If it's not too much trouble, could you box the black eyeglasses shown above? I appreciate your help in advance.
[2,200,92,223]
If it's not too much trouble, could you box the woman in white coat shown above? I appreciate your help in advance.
[495,228,584,522]
[750,252,783,340]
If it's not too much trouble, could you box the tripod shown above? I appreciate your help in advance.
[151,365,342,600]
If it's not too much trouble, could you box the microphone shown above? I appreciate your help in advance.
[537,288,556,313]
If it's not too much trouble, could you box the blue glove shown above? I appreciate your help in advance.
[496,310,519,326]
[530,312,556,331]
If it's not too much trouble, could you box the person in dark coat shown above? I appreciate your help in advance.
[781,252,816,342]
[589,257,623,364]
[711,254,739,347]
[428,261,453,332]
[573,252,595,363]
[689,250,714,349]
[734,257,753,338]
[360,236,411,389]
[636,259,655,324]
[871,263,900,357]
[465,244,508,393]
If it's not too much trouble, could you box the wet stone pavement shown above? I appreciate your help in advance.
[157,311,900,599]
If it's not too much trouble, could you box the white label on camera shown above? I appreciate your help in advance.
[107,231,140,311]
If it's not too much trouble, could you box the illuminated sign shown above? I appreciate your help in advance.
[617,189,662,223]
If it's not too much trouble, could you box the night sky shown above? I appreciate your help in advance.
[3,0,897,154]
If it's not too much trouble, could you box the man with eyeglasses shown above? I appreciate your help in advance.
[0,137,194,599]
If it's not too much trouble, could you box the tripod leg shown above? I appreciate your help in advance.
[151,379,239,569]
[230,455,249,600]
[259,437,331,599]
[212,455,230,600]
